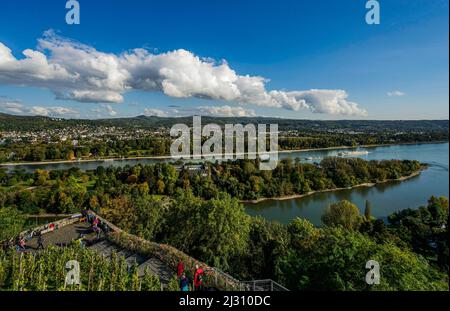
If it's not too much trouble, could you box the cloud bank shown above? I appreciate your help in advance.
[0,31,367,116]
[0,99,78,117]
[90,104,118,117]
[144,105,256,118]
[143,108,169,118]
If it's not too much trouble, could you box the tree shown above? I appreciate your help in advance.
[66,150,75,160]
[133,195,164,241]
[126,174,138,184]
[364,200,372,220]
[427,196,449,226]
[100,196,137,232]
[243,217,288,280]
[276,222,448,291]
[0,207,26,241]
[387,196,449,271]
[156,180,165,194]
[321,200,362,230]
[162,191,250,270]
[89,195,100,211]
[201,193,250,269]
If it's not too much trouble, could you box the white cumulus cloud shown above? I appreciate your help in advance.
[0,101,24,114]
[28,106,78,117]
[0,31,367,116]
[196,105,256,117]
[143,105,256,118]
[143,108,169,117]
[90,104,117,117]
[0,99,78,117]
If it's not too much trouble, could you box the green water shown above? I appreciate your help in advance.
[245,143,449,225]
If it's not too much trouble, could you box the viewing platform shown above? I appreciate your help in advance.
[9,213,289,291]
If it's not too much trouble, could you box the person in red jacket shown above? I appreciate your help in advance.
[177,261,184,278]
[193,265,204,291]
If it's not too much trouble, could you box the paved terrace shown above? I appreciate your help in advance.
[14,214,288,291]
[26,221,93,249]
[22,219,175,285]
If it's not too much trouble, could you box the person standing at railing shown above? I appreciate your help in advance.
[194,265,204,291]
[177,261,184,278]
[99,220,110,235]
[87,212,94,224]
[92,223,101,239]
[24,229,34,242]
[81,209,88,222]
[37,232,44,250]
[179,273,189,291]
[17,236,26,251]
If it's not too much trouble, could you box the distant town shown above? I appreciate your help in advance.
[0,113,448,163]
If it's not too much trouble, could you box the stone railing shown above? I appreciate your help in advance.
[103,221,244,290]
[93,212,289,291]
[1,214,82,246]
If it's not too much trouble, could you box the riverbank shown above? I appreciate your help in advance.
[0,155,174,167]
[0,140,447,167]
[241,169,424,204]
[278,140,449,154]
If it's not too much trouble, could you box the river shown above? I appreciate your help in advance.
[2,142,448,226]
[246,142,449,225]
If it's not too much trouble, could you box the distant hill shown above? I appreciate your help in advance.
[0,112,448,133]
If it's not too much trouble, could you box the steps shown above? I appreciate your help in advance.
[125,253,146,268]
[87,239,174,285]
[137,258,173,284]
[19,215,288,291]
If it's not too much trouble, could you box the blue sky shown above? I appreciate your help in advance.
[0,0,448,119]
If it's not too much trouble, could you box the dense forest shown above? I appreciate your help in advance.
[0,190,448,290]
[0,157,423,212]
[0,158,447,290]
[0,157,449,290]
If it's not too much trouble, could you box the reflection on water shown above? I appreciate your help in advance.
[246,143,449,225]
[2,158,176,173]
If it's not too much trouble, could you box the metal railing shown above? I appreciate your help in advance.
[240,279,289,291]
[206,268,289,291]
